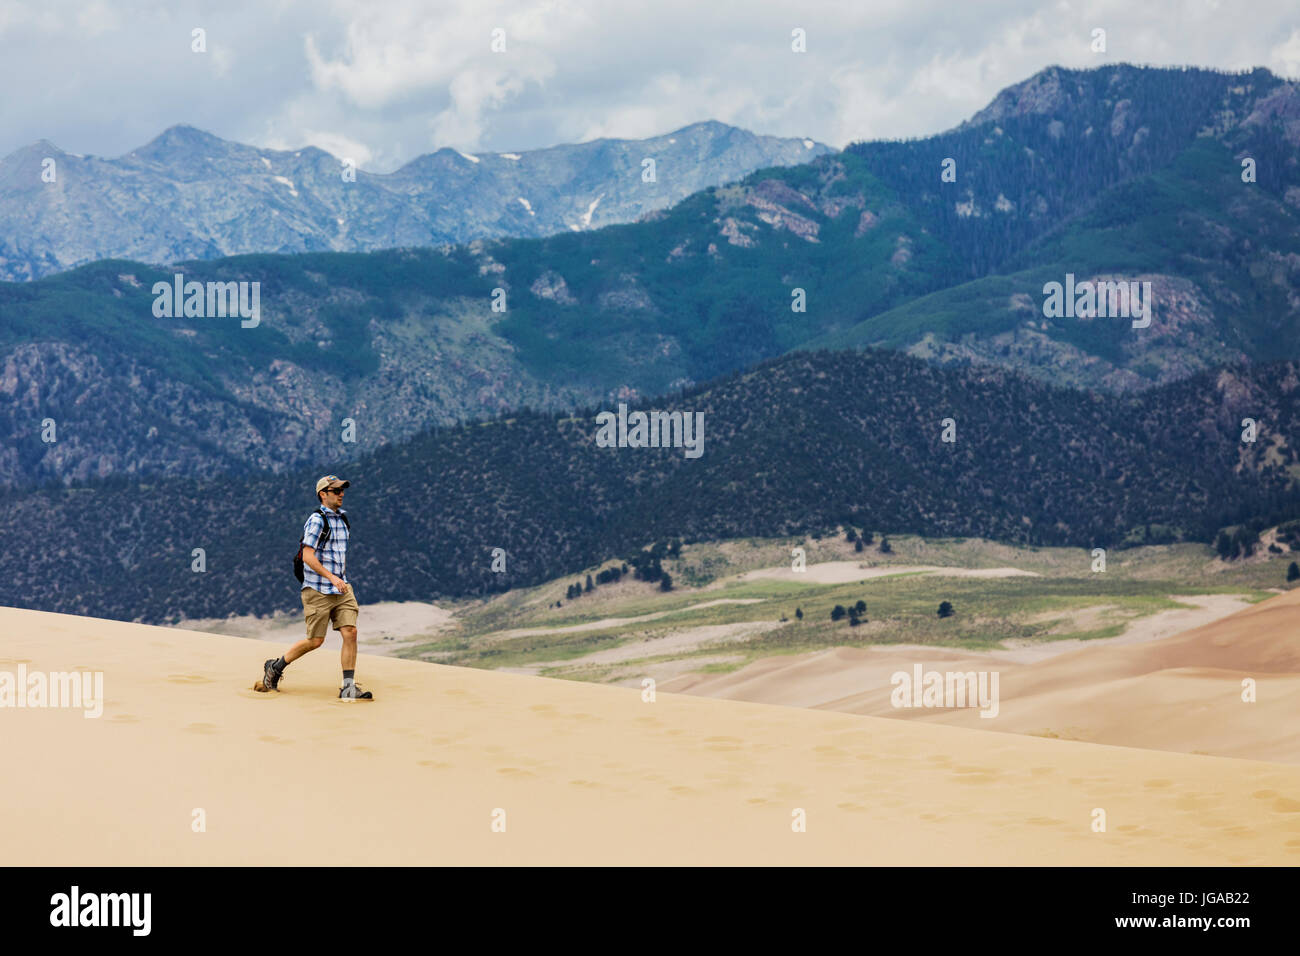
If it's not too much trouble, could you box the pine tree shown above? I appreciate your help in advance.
[938,601,954,618]
[1214,530,1234,559]
[1288,562,1300,582]
[795,607,803,620]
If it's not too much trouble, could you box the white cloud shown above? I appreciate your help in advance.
[2,0,1298,171]
[1271,27,1300,78]
[264,127,376,168]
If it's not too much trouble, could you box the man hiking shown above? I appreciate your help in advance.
[254,475,374,700]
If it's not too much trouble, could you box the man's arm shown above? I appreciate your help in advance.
[301,546,349,593]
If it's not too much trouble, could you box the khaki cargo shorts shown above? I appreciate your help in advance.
[301,585,359,639]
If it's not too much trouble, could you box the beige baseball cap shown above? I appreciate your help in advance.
[315,474,351,495]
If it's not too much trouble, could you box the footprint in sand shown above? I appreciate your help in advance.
[952,766,1001,784]
[1143,779,1174,789]
[1251,789,1278,799]
[417,760,450,770]
[167,675,212,684]
[1271,797,1300,813]
[1175,793,1220,812]
[954,774,999,785]
[184,722,217,734]
[258,735,290,745]
[813,745,849,757]
[497,767,536,777]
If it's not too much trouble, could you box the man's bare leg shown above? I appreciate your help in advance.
[337,626,371,698]
[284,635,325,663]
[339,625,357,671]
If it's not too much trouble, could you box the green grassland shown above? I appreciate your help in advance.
[397,530,1296,680]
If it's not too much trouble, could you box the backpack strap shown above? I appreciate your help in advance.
[317,508,333,549]
[309,508,348,548]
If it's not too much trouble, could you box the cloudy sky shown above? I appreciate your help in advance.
[3,0,1297,171]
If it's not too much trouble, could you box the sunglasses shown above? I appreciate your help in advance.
[324,486,347,494]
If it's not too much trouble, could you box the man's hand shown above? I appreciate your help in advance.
[329,575,351,594]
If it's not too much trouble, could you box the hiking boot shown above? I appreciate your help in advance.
[259,658,282,692]
[339,681,373,700]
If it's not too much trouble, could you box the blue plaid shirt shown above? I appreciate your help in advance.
[301,505,349,594]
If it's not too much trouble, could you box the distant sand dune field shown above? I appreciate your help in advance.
[730,562,1040,585]
[666,590,1300,764]
[2,605,1298,865]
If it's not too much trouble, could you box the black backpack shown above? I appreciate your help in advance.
[294,509,350,584]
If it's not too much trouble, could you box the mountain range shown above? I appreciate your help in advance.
[1,64,1299,496]
[4,347,1298,624]
[0,120,833,282]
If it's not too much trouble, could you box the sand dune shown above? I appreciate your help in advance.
[3,604,1299,865]
[665,590,1300,764]
[1004,594,1256,663]
[731,562,1039,585]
